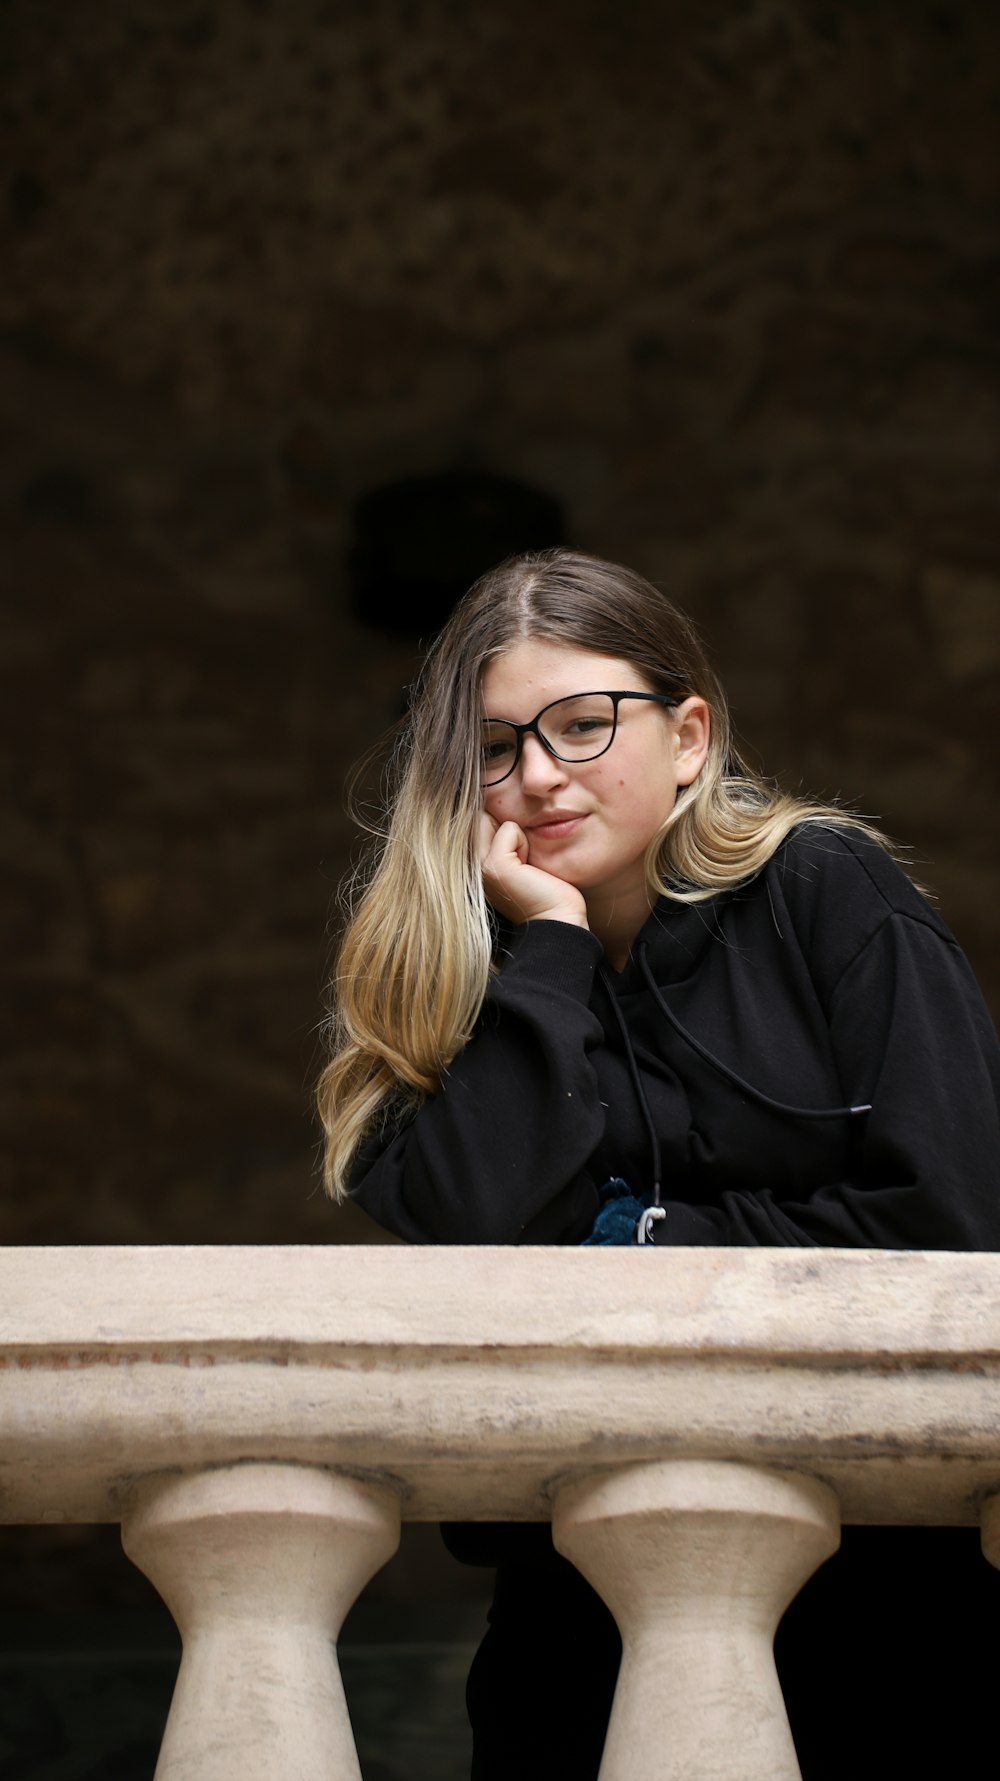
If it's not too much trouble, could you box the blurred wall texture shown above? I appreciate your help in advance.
[3,0,999,1251]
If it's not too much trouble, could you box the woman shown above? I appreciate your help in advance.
[318,548,1000,1778]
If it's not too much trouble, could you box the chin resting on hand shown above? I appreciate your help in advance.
[478,813,589,930]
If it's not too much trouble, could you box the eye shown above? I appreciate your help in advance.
[481,722,518,770]
[563,714,613,737]
[544,695,616,750]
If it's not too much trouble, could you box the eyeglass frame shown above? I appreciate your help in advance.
[481,689,682,787]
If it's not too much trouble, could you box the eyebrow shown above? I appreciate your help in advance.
[481,687,657,719]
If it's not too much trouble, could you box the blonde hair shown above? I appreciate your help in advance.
[318,548,887,1198]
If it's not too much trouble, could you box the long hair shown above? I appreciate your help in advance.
[318,548,885,1198]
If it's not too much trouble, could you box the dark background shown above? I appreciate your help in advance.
[2,0,999,1671]
[4,0,999,1253]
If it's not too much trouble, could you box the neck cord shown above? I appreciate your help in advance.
[597,963,665,1243]
[637,946,872,1122]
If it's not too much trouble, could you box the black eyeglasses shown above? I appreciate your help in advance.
[481,690,680,786]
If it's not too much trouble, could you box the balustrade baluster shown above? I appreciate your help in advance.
[553,1459,839,1781]
[979,1493,1000,1576]
[122,1462,400,1781]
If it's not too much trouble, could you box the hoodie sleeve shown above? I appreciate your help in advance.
[652,844,1000,1251]
[348,920,608,1244]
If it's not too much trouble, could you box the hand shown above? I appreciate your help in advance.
[479,813,589,929]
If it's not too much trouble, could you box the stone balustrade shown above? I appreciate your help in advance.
[2,1245,1000,1779]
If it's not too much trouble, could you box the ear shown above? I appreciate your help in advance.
[672,696,711,786]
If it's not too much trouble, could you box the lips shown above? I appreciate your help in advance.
[526,810,587,841]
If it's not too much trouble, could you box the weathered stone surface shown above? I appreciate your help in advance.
[16,1245,1000,1775]
[4,1246,1000,1527]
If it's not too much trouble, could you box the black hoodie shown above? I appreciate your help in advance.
[349,824,1000,1251]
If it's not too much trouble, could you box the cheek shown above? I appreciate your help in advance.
[621,773,677,841]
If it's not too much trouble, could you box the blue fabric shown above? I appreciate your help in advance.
[580,1178,649,1246]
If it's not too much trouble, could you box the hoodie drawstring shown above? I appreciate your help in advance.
[637,944,872,1123]
[595,945,872,1244]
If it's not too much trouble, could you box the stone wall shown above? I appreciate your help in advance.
[3,0,998,1248]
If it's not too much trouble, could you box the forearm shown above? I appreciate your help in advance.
[349,922,608,1244]
[652,917,1000,1253]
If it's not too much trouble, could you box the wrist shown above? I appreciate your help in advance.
[531,907,590,930]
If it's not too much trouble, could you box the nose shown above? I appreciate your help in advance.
[518,731,568,793]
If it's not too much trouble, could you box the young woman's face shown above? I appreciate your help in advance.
[480,640,708,909]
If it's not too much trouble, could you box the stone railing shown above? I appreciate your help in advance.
[3,1245,1000,1780]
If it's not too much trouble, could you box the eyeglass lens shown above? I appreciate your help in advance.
[481,693,618,785]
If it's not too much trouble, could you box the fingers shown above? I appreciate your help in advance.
[479,817,588,929]
[481,818,529,880]
[480,820,533,921]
